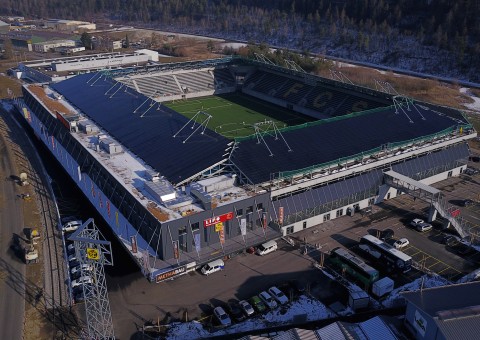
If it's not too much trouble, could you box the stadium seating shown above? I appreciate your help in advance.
[245,69,387,118]
[175,71,215,93]
[212,68,235,88]
[133,75,181,97]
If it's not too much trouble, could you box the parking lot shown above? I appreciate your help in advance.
[47,149,480,338]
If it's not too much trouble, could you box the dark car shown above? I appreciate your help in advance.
[469,156,480,163]
[379,228,394,241]
[442,235,459,247]
[227,302,245,322]
[250,296,266,313]
[464,167,479,176]
[460,199,475,207]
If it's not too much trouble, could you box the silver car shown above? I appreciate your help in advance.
[259,291,277,309]
[268,286,289,305]
[239,300,255,317]
[213,306,231,327]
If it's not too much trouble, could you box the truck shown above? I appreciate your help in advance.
[25,245,39,264]
[371,277,394,298]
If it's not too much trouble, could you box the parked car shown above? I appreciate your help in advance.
[443,235,459,247]
[464,167,479,176]
[460,199,475,207]
[227,302,245,322]
[268,286,289,305]
[67,243,76,253]
[67,245,76,255]
[259,291,277,309]
[239,300,255,317]
[71,275,92,288]
[469,156,480,163]
[379,228,394,241]
[213,306,231,327]
[68,254,78,263]
[393,238,410,249]
[70,264,92,276]
[249,296,266,313]
[410,219,432,232]
[62,220,82,233]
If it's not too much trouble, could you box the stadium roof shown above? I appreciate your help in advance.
[231,104,470,184]
[51,73,229,185]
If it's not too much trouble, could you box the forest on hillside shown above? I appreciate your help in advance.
[1,0,479,81]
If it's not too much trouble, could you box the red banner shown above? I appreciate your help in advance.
[204,212,234,227]
[278,207,284,225]
[263,212,268,229]
[131,236,137,253]
[173,241,179,259]
[219,228,225,245]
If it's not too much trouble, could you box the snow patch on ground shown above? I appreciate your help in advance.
[460,88,480,112]
[166,295,335,339]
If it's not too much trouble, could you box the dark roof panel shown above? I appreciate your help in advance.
[51,74,229,185]
[231,105,469,184]
[402,281,480,316]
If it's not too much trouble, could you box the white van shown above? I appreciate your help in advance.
[256,240,277,256]
[201,259,225,275]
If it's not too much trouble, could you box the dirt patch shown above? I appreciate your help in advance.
[328,65,472,110]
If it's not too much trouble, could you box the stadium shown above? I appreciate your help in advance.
[16,56,476,282]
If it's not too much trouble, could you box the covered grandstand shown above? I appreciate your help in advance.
[17,56,476,282]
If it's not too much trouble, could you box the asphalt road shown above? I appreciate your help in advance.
[0,113,25,340]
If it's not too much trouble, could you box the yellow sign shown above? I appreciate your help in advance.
[215,222,223,232]
[86,248,100,260]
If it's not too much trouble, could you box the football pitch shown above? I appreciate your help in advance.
[165,93,313,138]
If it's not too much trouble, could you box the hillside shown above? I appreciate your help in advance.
[1,0,479,81]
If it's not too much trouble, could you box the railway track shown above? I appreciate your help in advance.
[2,108,82,337]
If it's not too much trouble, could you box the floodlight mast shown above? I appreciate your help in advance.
[375,80,399,95]
[253,120,293,156]
[329,69,353,84]
[393,95,425,122]
[133,90,158,114]
[173,111,212,143]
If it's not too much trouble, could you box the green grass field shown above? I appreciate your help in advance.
[165,93,313,138]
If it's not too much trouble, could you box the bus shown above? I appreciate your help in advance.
[329,247,380,288]
[359,234,412,273]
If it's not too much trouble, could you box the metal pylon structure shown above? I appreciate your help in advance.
[253,120,292,156]
[68,218,115,339]
[374,80,399,95]
[329,69,353,84]
[173,110,212,143]
[393,95,425,123]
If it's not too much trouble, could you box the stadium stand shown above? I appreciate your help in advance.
[175,71,215,93]
[20,56,475,281]
[133,75,181,97]
[230,106,470,184]
[212,68,236,88]
[244,69,388,118]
